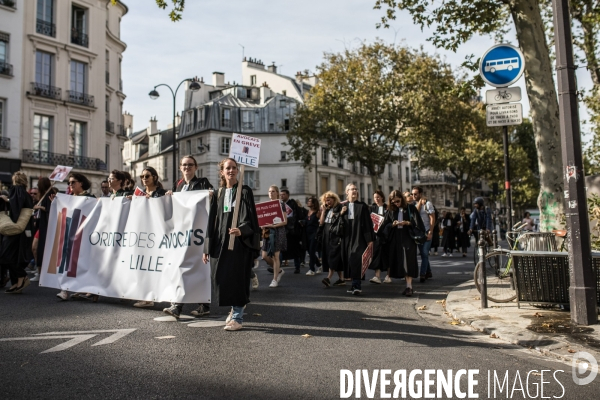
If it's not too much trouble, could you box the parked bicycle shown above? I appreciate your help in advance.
[473,222,529,303]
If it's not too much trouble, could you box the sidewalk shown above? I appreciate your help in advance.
[446,281,600,362]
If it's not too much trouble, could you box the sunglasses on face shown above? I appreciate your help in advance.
[140,175,152,180]
[68,181,79,186]
[181,163,195,167]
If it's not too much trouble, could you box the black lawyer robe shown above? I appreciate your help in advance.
[341,201,375,280]
[319,204,344,272]
[205,185,260,307]
[0,185,33,266]
[379,205,420,279]
[368,203,387,271]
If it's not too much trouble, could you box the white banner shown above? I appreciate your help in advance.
[40,192,211,303]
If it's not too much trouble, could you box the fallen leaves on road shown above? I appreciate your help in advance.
[252,313,262,317]
[301,334,313,338]
[534,312,544,318]
[155,336,176,340]
[568,349,577,353]
[490,333,498,338]
[541,323,553,328]
[450,320,460,325]
[417,305,427,310]
[474,297,481,300]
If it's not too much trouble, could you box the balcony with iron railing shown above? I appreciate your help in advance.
[117,124,127,137]
[30,82,61,100]
[0,61,13,76]
[242,122,254,131]
[413,173,458,185]
[0,0,16,9]
[67,91,94,107]
[22,149,106,171]
[36,19,55,37]
[106,120,114,133]
[0,137,10,151]
[71,28,89,47]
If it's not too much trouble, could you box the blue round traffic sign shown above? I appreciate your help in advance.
[479,44,525,87]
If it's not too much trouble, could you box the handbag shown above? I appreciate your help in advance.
[0,208,33,236]
[407,206,428,245]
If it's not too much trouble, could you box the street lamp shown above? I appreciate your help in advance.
[148,78,200,185]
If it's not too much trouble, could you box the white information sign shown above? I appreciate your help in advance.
[229,133,261,168]
[485,87,522,105]
[486,103,523,127]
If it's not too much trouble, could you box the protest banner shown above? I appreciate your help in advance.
[361,242,374,277]
[39,192,211,303]
[134,186,147,196]
[370,213,384,232]
[48,165,73,182]
[227,133,262,249]
[255,200,284,227]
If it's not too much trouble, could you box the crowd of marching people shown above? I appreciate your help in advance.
[0,156,497,331]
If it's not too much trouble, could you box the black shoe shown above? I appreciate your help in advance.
[333,279,346,286]
[163,305,181,318]
[294,269,300,274]
[14,277,30,294]
[5,285,18,293]
[402,287,413,296]
[191,304,210,317]
[322,278,331,287]
[425,272,433,279]
[347,286,355,293]
[352,287,362,295]
[419,275,426,283]
[267,267,274,273]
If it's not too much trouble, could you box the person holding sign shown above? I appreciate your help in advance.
[163,155,214,318]
[261,185,287,288]
[203,158,260,331]
[368,190,389,284]
[140,167,166,198]
[318,192,345,287]
[379,190,423,297]
[340,184,374,295]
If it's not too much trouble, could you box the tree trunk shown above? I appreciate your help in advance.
[574,0,600,87]
[509,0,564,231]
[370,174,379,197]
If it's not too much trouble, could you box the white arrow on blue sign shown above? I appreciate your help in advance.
[479,44,525,87]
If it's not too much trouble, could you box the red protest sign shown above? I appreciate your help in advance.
[255,200,285,228]
[134,186,147,197]
[361,242,373,278]
[370,213,384,232]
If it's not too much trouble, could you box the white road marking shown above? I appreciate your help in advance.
[35,329,137,346]
[0,329,137,353]
[0,334,97,353]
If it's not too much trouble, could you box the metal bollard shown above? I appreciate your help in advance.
[478,230,488,309]
[492,229,498,250]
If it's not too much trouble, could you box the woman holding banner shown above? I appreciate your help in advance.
[318,192,345,287]
[31,177,53,282]
[108,170,128,198]
[261,185,287,288]
[340,184,374,295]
[203,158,260,331]
[379,190,423,297]
[368,190,389,284]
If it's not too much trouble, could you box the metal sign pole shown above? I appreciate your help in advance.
[502,125,513,229]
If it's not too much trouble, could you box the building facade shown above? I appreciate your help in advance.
[126,59,411,203]
[0,0,24,185]
[16,0,127,192]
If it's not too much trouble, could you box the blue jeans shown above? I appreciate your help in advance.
[418,239,432,276]
[231,306,245,324]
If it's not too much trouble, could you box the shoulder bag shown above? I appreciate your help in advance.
[407,206,428,245]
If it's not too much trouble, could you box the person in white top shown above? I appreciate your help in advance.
[411,186,435,282]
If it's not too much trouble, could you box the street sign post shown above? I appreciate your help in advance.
[479,44,525,88]
[486,103,523,126]
[485,87,522,105]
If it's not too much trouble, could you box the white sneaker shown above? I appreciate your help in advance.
[383,276,392,283]
[254,259,259,269]
[276,268,285,282]
[251,275,259,290]
[269,279,278,288]
[316,267,323,274]
[448,253,453,257]
[442,253,447,257]
[224,321,243,331]
[306,270,315,276]
[133,300,154,308]
[369,276,381,284]
[226,309,233,324]
[56,290,68,301]
[30,273,40,282]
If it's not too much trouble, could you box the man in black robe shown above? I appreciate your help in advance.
[279,189,304,274]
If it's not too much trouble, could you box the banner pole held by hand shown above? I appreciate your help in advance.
[228,164,245,250]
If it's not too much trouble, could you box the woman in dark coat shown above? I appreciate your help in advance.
[456,207,471,257]
[319,191,345,287]
[341,183,374,295]
[441,211,456,256]
[369,190,389,284]
[31,177,54,282]
[1,171,34,294]
[203,158,260,331]
[304,196,321,275]
[379,190,423,296]
[430,206,441,255]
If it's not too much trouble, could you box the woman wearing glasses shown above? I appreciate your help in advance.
[203,158,260,331]
[56,173,96,301]
[379,190,424,296]
[163,155,214,318]
[319,191,345,287]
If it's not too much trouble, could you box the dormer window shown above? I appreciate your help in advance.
[280,99,286,108]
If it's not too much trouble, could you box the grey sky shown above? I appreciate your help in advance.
[121,0,592,137]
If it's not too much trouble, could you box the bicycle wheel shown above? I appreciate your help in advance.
[473,250,516,303]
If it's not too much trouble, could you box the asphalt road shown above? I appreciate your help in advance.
[1,250,598,399]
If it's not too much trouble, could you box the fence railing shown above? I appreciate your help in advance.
[106,120,115,133]
[0,137,10,151]
[71,28,89,47]
[0,61,13,77]
[36,19,55,37]
[22,149,106,171]
[31,82,62,100]
[67,91,95,107]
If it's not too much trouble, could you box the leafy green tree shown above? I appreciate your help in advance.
[286,42,455,191]
[111,0,185,21]
[374,0,564,230]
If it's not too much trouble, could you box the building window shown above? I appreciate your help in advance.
[250,75,256,85]
[280,151,287,161]
[71,5,88,47]
[105,50,110,84]
[388,163,393,179]
[245,170,259,189]
[105,144,110,166]
[284,118,290,131]
[70,60,87,93]
[220,137,230,155]
[352,162,357,173]
[359,183,365,202]
[320,176,329,195]
[36,0,55,37]
[163,157,168,182]
[0,33,9,73]
[186,140,191,155]
[337,156,344,168]
[398,165,402,184]
[367,184,372,202]
[33,114,52,153]
[185,110,193,133]
[405,166,410,183]
[281,178,287,189]
[242,110,253,130]
[337,179,344,196]
[282,90,287,96]
[0,99,4,138]
[389,186,394,194]
[196,107,204,129]
[221,108,231,128]
[280,99,287,108]
[69,121,86,157]
[321,148,329,166]
[269,123,274,131]
[35,51,53,86]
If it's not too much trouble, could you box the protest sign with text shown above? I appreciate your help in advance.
[255,200,285,227]
[229,133,261,167]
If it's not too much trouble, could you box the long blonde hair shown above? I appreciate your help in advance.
[320,191,340,208]
[218,158,238,187]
